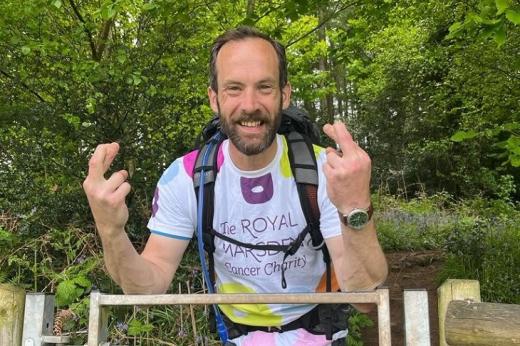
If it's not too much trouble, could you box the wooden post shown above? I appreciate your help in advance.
[437,279,480,346]
[0,284,25,346]
[445,300,520,346]
[404,289,430,346]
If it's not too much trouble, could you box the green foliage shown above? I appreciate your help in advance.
[128,317,154,336]
[375,192,456,251]
[376,192,520,305]
[441,214,520,304]
[347,311,374,346]
[0,0,519,344]
[55,275,92,307]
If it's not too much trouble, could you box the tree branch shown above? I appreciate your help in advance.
[0,68,46,103]
[67,0,98,60]
[95,18,114,61]
[286,1,360,48]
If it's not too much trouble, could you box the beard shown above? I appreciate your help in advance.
[218,100,283,156]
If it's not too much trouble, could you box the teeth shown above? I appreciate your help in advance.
[240,121,261,127]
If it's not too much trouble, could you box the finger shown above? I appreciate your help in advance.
[112,181,131,203]
[332,121,357,153]
[105,170,129,190]
[325,146,343,157]
[88,144,110,181]
[325,147,345,169]
[87,143,120,181]
[103,142,120,172]
[322,124,337,143]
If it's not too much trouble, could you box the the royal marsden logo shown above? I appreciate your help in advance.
[240,173,274,204]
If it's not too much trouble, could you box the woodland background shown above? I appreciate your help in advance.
[1,0,519,344]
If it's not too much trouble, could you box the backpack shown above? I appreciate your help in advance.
[192,105,346,341]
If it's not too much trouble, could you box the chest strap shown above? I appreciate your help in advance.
[210,224,313,289]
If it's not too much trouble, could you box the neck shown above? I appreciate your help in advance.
[228,136,278,171]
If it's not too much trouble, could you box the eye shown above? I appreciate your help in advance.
[225,85,242,95]
[259,84,274,94]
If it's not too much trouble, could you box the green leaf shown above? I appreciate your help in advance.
[128,318,154,336]
[52,0,62,9]
[448,21,463,33]
[451,130,478,142]
[132,74,142,86]
[21,46,31,55]
[494,24,506,46]
[73,275,91,288]
[505,9,520,25]
[496,0,512,15]
[446,22,464,39]
[62,113,80,129]
[511,156,520,167]
[56,280,81,306]
[101,4,116,20]
[116,52,127,64]
[142,3,157,11]
[86,97,96,114]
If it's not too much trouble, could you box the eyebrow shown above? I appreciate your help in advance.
[222,78,277,86]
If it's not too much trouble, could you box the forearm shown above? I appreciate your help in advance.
[99,227,169,294]
[336,220,388,292]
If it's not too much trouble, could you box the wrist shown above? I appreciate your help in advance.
[338,203,373,230]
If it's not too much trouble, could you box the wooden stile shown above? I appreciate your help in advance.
[0,283,25,346]
[445,300,520,346]
[437,279,481,346]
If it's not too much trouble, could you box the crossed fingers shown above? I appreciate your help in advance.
[323,121,366,167]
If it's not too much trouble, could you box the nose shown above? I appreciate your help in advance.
[240,88,260,114]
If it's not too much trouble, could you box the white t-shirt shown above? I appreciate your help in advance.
[147,134,342,328]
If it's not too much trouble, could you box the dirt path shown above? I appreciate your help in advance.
[361,250,444,346]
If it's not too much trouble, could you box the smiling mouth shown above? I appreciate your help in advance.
[239,120,263,127]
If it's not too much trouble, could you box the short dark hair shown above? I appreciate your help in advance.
[209,26,288,92]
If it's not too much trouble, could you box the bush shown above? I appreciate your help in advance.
[440,217,520,304]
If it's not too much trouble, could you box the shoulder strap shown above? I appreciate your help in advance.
[193,132,225,284]
[284,132,332,293]
[285,132,335,340]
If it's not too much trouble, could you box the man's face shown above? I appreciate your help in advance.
[208,38,291,156]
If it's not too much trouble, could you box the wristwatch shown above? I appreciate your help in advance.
[338,203,374,230]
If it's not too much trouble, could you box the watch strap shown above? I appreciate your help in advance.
[338,202,374,229]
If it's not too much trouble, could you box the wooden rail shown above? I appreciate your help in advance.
[88,289,392,346]
[438,279,520,346]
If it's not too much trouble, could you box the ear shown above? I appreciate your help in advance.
[281,82,292,109]
[208,87,219,113]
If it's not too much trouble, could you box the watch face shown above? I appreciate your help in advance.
[348,210,369,230]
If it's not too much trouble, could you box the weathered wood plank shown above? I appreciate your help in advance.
[446,300,520,346]
[437,279,480,346]
[0,284,25,346]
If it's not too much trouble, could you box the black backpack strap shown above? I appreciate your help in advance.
[285,131,334,340]
[284,131,329,261]
[193,132,225,286]
[211,225,312,289]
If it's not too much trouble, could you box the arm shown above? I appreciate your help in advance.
[83,143,188,294]
[322,122,388,311]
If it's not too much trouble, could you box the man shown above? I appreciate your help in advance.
[83,26,387,345]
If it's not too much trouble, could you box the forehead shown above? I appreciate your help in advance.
[215,38,279,83]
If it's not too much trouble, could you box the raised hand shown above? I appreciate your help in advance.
[83,143,131,237]
[322,121,372,214]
